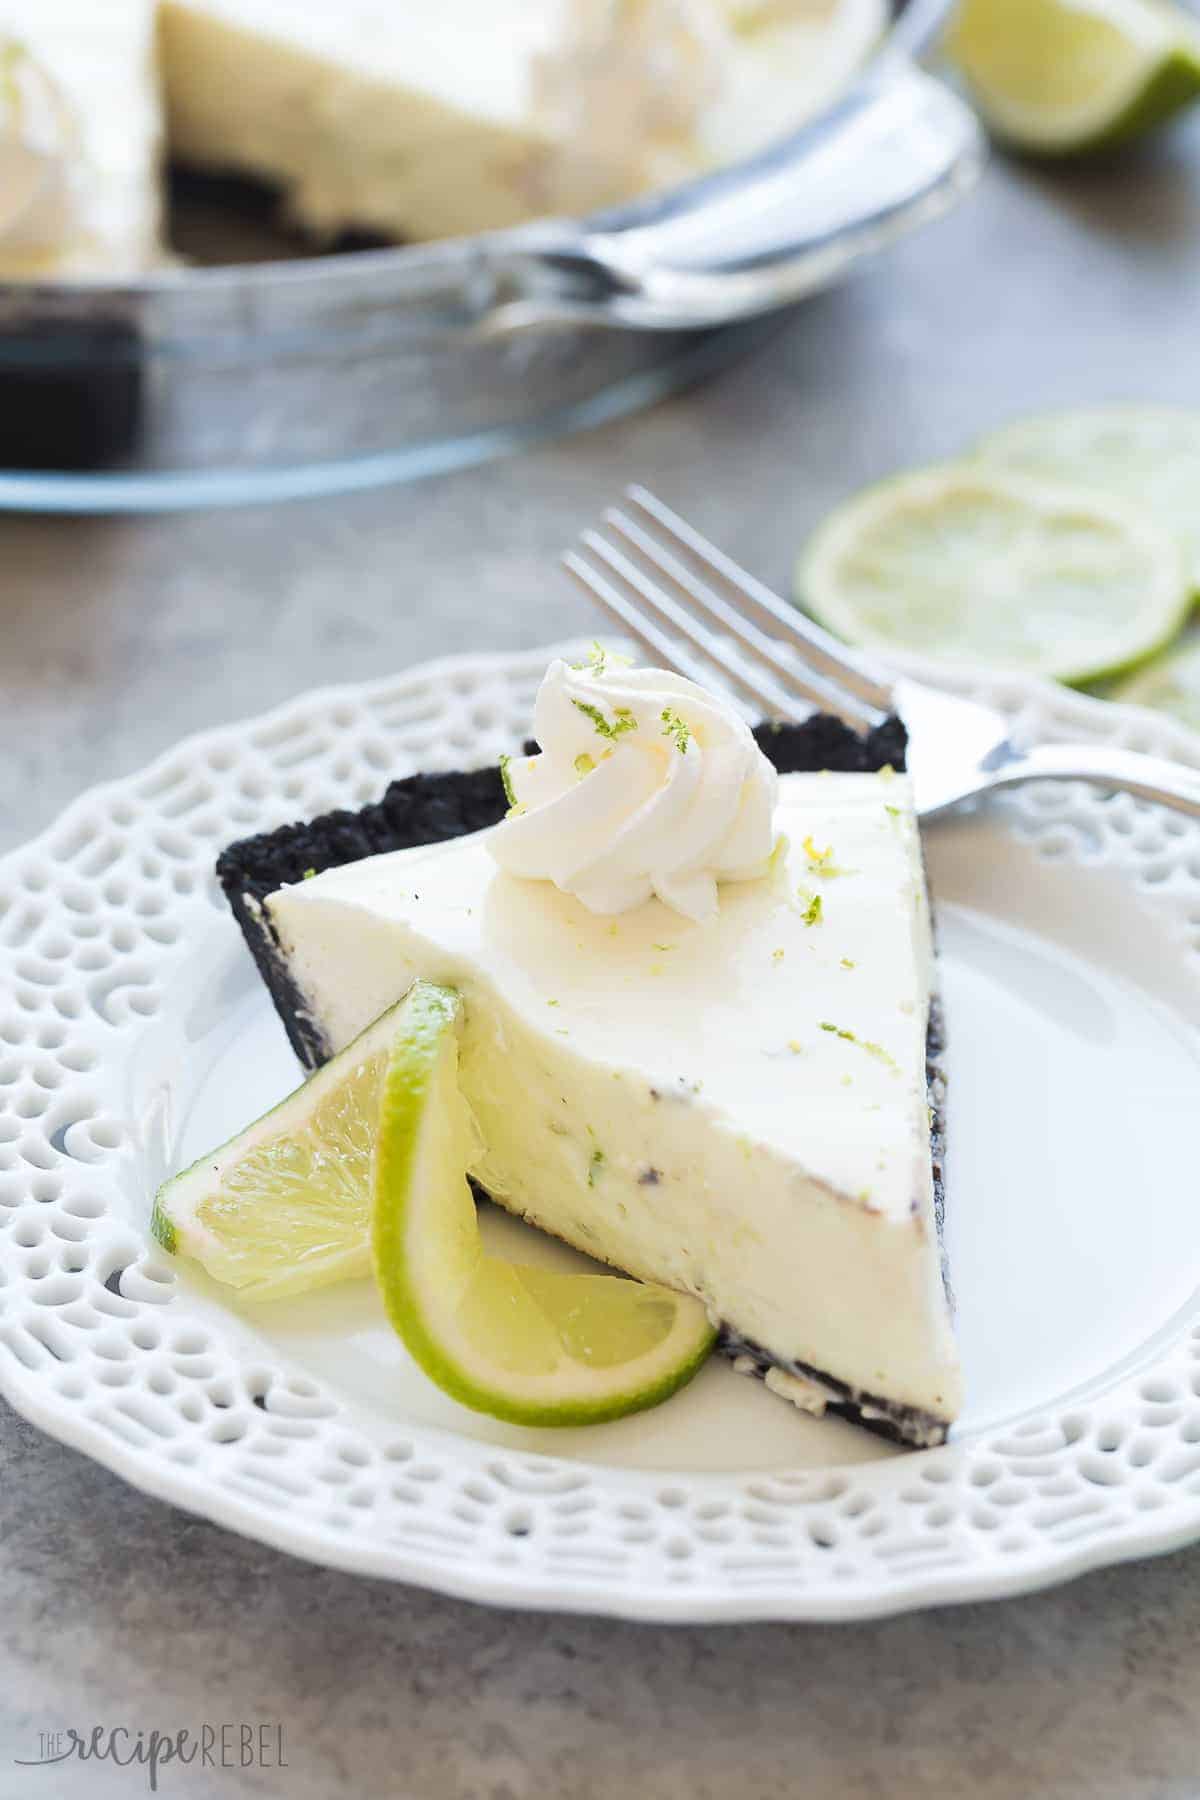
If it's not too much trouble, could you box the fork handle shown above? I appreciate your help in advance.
[984,743,1200,821]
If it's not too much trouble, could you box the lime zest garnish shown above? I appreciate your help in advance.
[819,1021,897,1069]
[574,752,596,778]
[803,834,854,880]
[302,867,317,880]
[498,753,520,812]
[798,890,823,927]
[587,1145,606,1187]
[572,699,638,742]
[572,640,633,677]
[573,641,609,676]
[660,707,692,753]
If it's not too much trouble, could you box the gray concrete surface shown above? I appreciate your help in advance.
[2,116,1200,1800]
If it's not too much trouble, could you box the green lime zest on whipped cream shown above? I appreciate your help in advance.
[572,640,632,678]
[498,753,526,817]
[498,753,518,805]
[574,751,596,777]
[660,707,692,753]
[572,699,638,742]
[574,641,608,675]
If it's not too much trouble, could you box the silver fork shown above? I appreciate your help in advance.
[563,487,1200,822]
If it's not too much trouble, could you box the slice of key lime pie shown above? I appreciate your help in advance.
[219,655,961,1447]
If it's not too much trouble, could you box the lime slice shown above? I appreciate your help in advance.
[371,981,716,1427]
[150,1002,404,1300]
[1109,632,1200,729]
[946,0,1200,155]
[796,463,1189,684]
[977,408,1200,595]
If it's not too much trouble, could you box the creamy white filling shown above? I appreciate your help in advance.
[531,0,729,209]
[266,772,960,1420]
[0,4,162,280]
[0,42,77,249]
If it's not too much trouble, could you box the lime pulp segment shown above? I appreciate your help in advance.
[151,1000,407,1300]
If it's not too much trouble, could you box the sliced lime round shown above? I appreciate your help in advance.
[977,407,1200,595]
[796,463,1189,685]
[151,1002,406,1300]
[1109,633,1200,731]
[946,0,1200,156]
[371,982,716,1428]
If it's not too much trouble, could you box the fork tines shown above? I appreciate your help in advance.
[564,486,894,734]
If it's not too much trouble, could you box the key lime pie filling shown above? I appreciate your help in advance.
[219,656,960,1447]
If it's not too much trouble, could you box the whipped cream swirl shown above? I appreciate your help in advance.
[0,42,77,251]
[489,656,778,922]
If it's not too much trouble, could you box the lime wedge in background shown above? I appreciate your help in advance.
[1109,632,1200,729]
[796,464,1189,684]
[945,0,1200,154]
[150,1001,406,1300]
[977,408,1200,595]
[371,982,716,1427]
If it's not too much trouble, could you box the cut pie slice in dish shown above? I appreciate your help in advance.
[218,689,959,1449]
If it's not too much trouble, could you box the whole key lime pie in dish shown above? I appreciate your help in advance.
[0,0,887,277]
[216,653,960,1448]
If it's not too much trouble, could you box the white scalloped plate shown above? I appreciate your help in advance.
[3,642,1200,1623]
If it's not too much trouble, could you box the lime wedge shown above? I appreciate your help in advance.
[977,408,1200,595]
[1109,632,1200,729]
[150,1002,404,1300]
[371,981,716,1427]
[946,0,1200,154]
[796,464,1189,684]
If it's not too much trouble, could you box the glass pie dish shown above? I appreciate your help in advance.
[0,0,981,512]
